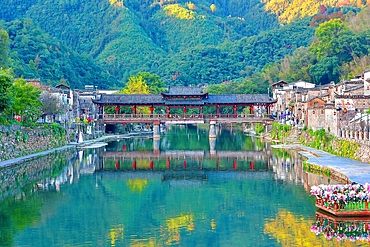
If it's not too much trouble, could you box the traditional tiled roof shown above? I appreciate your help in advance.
[165,100,205,106]
[93,93,276,105]
[55,83,70,89]
[306,94,329,102]
[343,85,363,92]
[207,94,275,104]
[335,94,370,99]
[94,94,164,105]
[340,79,363,85]
[162,86,206,96]
[272,80,288,86]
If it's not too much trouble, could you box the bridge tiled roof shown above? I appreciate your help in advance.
[93,93,276,105]
[207,94,274,104]
[162,86,206,96]
[165,100,205,105]
[95,94,164,105]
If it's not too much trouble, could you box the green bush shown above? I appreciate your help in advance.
[254,123,265,135]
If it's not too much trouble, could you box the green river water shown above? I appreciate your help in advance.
[0,125,368,247]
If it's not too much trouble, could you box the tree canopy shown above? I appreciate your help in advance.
[120,75,150,94]
[8,78,42,125]
[0,29,9,69]
[0,68,14,115]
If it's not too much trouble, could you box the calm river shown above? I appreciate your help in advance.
[0,125,367,246]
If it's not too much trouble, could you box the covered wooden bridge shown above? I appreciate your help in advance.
[92,86,276,137]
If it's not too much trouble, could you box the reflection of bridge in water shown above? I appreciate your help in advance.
[99,150,271,173]
[103,150,268,160]
[96,170,273,183]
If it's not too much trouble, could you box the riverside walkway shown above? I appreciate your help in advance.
[296,145,370,185]
[0,135,118,168]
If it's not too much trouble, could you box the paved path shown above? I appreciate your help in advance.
[272,144,370,185]
[298,145,370,185]
[0,135,118,168]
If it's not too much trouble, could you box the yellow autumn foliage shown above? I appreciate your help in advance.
[261,0,362,24]
[109,0,124,7]
[186,2,196,10]
[121,75,150,114]
[164,4,195,20]
[210,4,216,13]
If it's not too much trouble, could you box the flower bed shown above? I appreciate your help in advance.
[310,183,370,216]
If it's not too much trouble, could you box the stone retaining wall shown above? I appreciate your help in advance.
[0,125,68,162]
[354,144,370,163]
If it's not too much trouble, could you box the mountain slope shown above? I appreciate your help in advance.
[1,0,362,89]
[1,18,117,89]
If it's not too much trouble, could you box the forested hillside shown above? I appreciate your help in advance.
[0,0,370,90]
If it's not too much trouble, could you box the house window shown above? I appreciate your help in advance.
[314,102,318,107]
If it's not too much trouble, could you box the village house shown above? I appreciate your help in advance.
[272,70,370,141]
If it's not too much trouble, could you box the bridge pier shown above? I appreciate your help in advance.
[153,121,161,139]
[209,120,217,138]
[209,137,216,156]
[153,138,160,154]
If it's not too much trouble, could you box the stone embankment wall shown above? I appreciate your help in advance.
[298,129,370,163]
[0,148,76,199]
[353,144,370,163]
[0,125,68,162]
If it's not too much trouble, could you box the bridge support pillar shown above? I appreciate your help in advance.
[153,138,160,155]
[209,137,216,156]
[209,120,217,138]
[153,121,161,139]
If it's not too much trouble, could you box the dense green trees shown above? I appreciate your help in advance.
[0,0,369,91]
[0,29,9,68]
[0,68,13,115]
[0,19,118,89]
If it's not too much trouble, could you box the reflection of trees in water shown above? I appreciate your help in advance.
[0,148,75,199]
[270,148,303,183]
[270,147,343,193]
[126,179,148,193]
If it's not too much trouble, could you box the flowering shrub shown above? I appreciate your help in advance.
[310,183,370,209]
